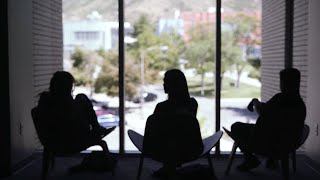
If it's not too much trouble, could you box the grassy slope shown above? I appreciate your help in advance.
[187,76,260,98]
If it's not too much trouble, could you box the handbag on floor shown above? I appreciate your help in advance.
[69,151,117,173]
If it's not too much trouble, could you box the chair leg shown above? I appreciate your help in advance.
[42,149,51,180]
[207,153,216,178]
[137,154,144,180]
[292,151,296,173]
[225,142,238,175]
[281,156,289,180]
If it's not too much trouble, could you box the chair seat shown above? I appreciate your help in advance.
[128,129,223,157]
[201,131,223,156]
[128,130,143,152]
[128,129,223,180]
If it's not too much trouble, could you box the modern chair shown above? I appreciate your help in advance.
[223,124,310,180]
[31,107,112,180]
[128,113,223,180]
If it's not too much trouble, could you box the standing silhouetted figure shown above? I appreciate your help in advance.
[143,69,203,178]
[37,71,115,154]
[230,68,306,171]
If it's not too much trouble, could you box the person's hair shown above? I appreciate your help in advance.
[280,68,301,95]
[164,69,190,102]
[49,71,75,96]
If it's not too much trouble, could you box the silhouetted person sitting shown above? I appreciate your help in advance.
[229,68,306,171]
[143,69,203,178]
[37,71,115,154]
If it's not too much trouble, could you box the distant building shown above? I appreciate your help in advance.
[158,18,184,36]
[63,20,132,51]
[63,11,134,70]
[63,20,133,70]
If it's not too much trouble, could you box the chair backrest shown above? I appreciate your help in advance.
[31,107,47,147]
[143,113,203,162]
[254,104,306,158]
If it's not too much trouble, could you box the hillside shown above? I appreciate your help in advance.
[63,0,261,24]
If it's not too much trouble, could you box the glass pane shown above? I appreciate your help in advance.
[63,0,119,152]
[124,2,217,152]
[220,0,262,151]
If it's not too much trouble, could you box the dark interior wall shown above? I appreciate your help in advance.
[262,0,319,165]
[32,0,63,98]
[7,0,64,167]
[292,0,309,101]
[32,0,64,148]
[261,0,286,101]
[0,0,11,176]
[8,0,35,166]
[305,0,320,165]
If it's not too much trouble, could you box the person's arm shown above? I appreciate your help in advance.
[247,98,264,115]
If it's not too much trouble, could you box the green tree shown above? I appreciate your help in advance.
[157,29,185,70]
[70,47,103,96]
[185,23,215,96]
[128,15,185,84]
[224,13,259,88]
[221,31,242,81]
[127,15,163,83]
[95,50,140,99]
[247,57,261,81]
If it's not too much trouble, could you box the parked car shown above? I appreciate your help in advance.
[132,91,158,103]
[90,98,108,110]
[97,113,120,128]
[89,98,120,127]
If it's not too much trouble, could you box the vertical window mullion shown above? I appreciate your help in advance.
[118,0,125,155]
[285,0,294,68]
[215,0,221,155]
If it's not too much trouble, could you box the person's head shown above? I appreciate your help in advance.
[280,68,301,95]
[163,69,190,101]
[49,71,75,96]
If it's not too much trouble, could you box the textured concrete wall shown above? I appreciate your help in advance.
[8,0,63,166]
[305,0,320,165]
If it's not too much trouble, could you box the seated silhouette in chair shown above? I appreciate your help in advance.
[226,68,306,177]
[33,71,116,179]
[146,69,202,177]
[128,69,223,179]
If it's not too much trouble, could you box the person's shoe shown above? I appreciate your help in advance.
[265,158,279,170]
[237,158,261,172]
[95,126,116,138]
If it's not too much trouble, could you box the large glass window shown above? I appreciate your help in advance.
[220,0,262,151]
[62,0,261,154]
[63,0,119,152]
[124,2,217,151]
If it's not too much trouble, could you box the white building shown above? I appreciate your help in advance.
[63,11,134,70]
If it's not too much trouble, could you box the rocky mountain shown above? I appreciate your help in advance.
[63,0,261,24]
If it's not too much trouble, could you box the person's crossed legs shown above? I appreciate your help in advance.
[231,122,261,171]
